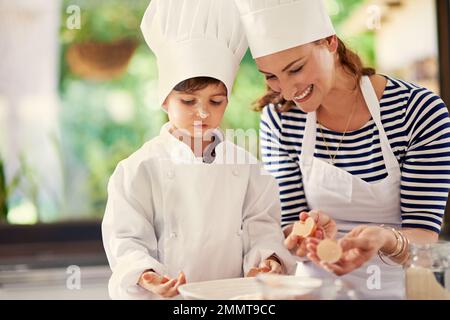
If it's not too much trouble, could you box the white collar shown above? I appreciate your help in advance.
[159,122,225,164]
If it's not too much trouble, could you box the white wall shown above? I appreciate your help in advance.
[375,0,438,73]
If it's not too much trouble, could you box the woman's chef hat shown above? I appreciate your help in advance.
[141,0,248,106]
[233,0,335,59]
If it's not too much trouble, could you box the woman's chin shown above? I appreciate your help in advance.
[295,102,319,113]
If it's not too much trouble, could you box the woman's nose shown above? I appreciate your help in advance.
[279,80,297,101]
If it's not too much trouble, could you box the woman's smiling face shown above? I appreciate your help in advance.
[255,37,338,113]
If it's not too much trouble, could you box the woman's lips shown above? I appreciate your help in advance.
[293,84,314,104]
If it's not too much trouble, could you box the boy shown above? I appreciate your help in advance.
[102,0,295,299]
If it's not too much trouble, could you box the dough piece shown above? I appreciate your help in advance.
[292,217,316,237]
[317,239,342,263]
[247,267,270,277]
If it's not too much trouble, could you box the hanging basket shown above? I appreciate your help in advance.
[66,38,138,81]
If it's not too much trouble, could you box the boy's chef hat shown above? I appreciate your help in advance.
[233,0,335,59]
[141,0,248,106]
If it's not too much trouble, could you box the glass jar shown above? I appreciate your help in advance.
[404,241,450,300]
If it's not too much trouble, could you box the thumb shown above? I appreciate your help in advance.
[259,259,271,270]
[340,237,371,251]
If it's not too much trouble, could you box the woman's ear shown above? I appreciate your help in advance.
[326,35,338,53]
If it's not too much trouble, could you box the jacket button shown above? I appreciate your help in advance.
[232,169,239,176]
[170,232,177,238]
[167,171,174,179]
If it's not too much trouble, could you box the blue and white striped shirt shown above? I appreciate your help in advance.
[260,76,450,233]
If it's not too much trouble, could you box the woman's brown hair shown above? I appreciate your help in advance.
[253,37,375,112]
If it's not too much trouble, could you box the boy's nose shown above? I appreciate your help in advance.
[196,106,210,119]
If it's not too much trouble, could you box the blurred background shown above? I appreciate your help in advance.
[0,0,449,299]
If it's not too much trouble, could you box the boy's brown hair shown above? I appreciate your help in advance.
[173,77,227,94]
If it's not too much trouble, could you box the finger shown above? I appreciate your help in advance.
[143,272,163,285]
[305,237,321,246]
[309,210,333,229]
[160,278,177,291]
[284,234,301,250]
[246,267,259,277]
[258,260,271,269]
[267,260,281,272]
[313,227,324,240]
[161,276,170,284]
[299,211,309,221]
[162,287,180,298]
[295,240,308,257]
[177,272,186,285]
[153,278,177,296]
[269,263,282,274]
[321,262,346,276]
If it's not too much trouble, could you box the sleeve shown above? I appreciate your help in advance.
[241,163,297,275]
[259,105,308,229]
[401,89,450,233]
[101,161,168,300]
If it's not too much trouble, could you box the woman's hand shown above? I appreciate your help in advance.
[305,225,394,276]
[246,256,283,277]
[284,210,337,257]
[138,270,186,298]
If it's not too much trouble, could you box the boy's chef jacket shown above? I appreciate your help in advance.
[102,123,296,299]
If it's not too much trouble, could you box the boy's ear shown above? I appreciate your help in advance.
[162,98,169,111]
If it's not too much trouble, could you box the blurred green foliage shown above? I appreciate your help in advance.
[57,0,371,220]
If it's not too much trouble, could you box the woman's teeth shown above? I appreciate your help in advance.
[294,85,313,101]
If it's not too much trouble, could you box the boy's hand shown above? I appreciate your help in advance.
[245,256,283,277]
[138,270,186,298]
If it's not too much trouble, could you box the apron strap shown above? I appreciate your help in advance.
[360,76,399,171]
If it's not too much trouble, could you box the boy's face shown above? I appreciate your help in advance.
[163,83,228,138]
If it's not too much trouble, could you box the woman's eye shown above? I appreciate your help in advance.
[289,65,303,74]
[265,75,276,80]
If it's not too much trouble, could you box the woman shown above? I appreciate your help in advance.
[234,0,450,299]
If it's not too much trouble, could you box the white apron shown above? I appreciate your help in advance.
[296,76,404,299]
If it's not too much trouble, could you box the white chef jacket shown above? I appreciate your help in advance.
[102,123,296,299]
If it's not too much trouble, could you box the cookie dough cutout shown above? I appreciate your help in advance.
[292,217,317,237]
[247,267,270,277]
[317,239,342,263]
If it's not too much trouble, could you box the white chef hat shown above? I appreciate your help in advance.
[141,0,248,107]
[234,0,336,59]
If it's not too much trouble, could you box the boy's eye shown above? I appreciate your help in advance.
[181,99,195,105]
[210,100,224,106]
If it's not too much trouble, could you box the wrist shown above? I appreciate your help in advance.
[379,227,397,254]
